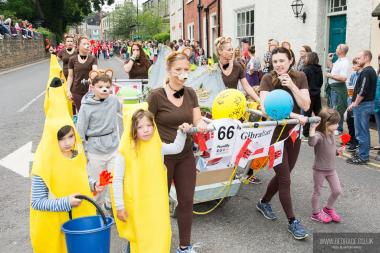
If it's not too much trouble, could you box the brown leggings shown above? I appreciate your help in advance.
[72,92,85,112]
[262,138,301,219]
[165,153,196,246]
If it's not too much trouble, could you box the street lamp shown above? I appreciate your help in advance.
[291,0,307,23]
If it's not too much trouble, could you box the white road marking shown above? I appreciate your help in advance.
[0,58,49,75]
[17,90,45,113]
[0,142,34,178]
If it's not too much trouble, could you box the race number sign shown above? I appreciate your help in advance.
[210,119,241,158]
[195,120,280,171]
[232,126,276,167]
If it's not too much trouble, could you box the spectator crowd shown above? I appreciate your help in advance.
[0,15,40,40]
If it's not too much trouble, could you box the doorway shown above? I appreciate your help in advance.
[328,15,347,61]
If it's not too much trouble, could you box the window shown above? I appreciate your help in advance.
[328,0,347,13]
[236,9,254,46]
[187,23,194,41]
[210,14,218,56]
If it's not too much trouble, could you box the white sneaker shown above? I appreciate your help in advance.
[176,245,199,253]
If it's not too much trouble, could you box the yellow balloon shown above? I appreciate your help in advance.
[212,89,246,119]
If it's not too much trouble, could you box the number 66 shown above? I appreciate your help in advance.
[218,126,234,140]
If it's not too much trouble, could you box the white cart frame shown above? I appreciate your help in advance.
[169,116,321,217]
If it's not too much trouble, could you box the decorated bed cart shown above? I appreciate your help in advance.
[114,74,321,217]
[169,115,321,217]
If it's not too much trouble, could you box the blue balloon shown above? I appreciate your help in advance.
[264,90,294,120]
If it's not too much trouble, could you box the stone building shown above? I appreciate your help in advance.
[221,0,380,68]
[169,0,184,41]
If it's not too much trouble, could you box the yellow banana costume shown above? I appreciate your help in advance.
[111,103,171,253]
[30,79,95,253]
[44,55,73,117]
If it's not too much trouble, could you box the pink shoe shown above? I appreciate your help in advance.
[323,207,341,223]
[311,212,332,223]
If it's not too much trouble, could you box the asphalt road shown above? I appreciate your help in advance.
[0,57,379,253]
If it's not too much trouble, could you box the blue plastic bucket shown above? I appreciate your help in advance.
[61,195,114,253]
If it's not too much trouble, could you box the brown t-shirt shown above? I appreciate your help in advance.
[58,48,77,79]
[308,132,337,171]
[68,55,97,95]
[125,59,151,79]
[148,87,199,159]
[259,71,309,142]
[221,61,245,89]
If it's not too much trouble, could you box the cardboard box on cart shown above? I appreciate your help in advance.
[195,167,235,186]
[169,166,241,216]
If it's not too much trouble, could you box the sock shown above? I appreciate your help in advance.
[313,212,319,215]
[180,246,188,251]
[325,207,332,210]
[261,198,268,204]
[288,217,296,224]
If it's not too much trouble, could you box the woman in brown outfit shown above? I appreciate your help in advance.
[123,43,151,79]
[256,47,311,240]
[215,36,262,184]
[148,52,207,253]
[66,36,98,111]
[214,36,260,102]
[57,34,77,80]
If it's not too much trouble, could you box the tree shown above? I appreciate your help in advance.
[0,0,36,20]
[110,3,165,40]
[0,0,114,38]
[110,2,137,39]
[153,32,170,43]
[137,11,163,39]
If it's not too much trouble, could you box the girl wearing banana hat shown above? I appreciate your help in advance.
[30,78,103,253]
[112,103,191,253]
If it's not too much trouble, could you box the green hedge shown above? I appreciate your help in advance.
[35,27,53,40]
[153,32,170,43]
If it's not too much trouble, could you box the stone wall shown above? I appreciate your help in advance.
[0,38,47,71]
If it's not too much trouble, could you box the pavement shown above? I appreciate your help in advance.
[0,56,379,253]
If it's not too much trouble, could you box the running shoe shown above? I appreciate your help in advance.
[256,200,277,220]
[311,212,332,223]
[176,245,198,253]
[323,207,341,223]
[288,219,309,240]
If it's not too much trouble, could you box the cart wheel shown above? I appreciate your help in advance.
[213,197,230,208]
